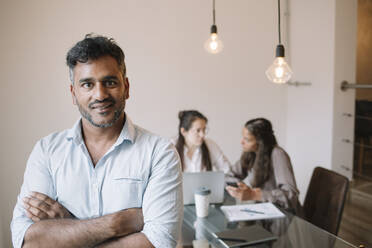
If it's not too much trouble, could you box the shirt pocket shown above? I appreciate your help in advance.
[107,175,145,210]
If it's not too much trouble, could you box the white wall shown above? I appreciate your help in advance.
[287,0,357,202]
[286,0,336,202]
[0,223,3,248]
[332,0,357,179]
[0,1,288,246]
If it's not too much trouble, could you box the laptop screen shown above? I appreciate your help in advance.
[182,171,225,205]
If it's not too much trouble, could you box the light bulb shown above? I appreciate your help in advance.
[204,33,223,54]
[265,57,293,84]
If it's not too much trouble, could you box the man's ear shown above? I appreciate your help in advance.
[70,84,77,105]
[124,77,130,100]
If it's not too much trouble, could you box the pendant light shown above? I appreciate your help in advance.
[204,0,223,54]
[265,0,293,84]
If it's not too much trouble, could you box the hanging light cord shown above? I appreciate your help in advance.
[213,0,216,25]
[278,0,281,44]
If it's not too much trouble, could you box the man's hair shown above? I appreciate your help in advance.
[66,33,126,83]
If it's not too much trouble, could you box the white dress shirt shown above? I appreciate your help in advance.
[11,116,183,248]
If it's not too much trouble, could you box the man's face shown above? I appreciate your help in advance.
[70,56,129,128]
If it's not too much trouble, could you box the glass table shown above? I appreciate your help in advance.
[179,196,357,248]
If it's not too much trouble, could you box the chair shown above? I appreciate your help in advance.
[303,166,349,235]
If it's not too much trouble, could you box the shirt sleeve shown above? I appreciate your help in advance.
[260,148,301,214]
[207,139,236,182]
[11,140,56,248]
[141,140,183,248]
[230,160,244,180]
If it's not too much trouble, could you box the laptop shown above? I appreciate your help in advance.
[183,171,225,205]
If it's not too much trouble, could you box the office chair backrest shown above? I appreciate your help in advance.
[303,166,349,235]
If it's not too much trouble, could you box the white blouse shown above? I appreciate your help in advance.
[171,137,235,179]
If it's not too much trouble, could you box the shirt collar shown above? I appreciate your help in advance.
[66,119,84,145]
[183,144,201,155]
[66,114,136,146]
[114,115,136,146]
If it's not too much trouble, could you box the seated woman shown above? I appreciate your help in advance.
[226,118,302,215]
[172,110,233,177]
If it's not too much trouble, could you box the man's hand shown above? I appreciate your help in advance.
[226,182,262,201]
[107,208,144,238]
[22,206,145,248]
[23,192,73,222]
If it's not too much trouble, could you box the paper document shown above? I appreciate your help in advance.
[220,202,285,222]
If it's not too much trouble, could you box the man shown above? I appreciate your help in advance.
[11,34,183,248]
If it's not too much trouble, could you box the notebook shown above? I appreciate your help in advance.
[213,225,277,248]
[220,202,285,222]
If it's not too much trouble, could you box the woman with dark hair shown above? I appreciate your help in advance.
[226,118,302,215]
[172,110,233,176]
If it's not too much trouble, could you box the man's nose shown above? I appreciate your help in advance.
[94,82,108,100]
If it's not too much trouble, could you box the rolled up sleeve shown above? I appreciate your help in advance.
[260,148,301,214]
[11,203,33,248]
[141,141,183,248]
[11,140,55,248]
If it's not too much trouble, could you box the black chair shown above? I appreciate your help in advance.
[303,167,349,235]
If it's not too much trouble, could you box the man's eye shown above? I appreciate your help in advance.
[105,81,117,87]
[82,83,92,88]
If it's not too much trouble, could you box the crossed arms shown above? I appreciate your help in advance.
[21,191,152,248]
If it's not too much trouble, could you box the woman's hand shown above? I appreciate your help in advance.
[225,182,262,201]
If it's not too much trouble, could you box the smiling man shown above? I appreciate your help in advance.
[11,34,183,248]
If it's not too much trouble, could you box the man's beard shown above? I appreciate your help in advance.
[76,97,125,128]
